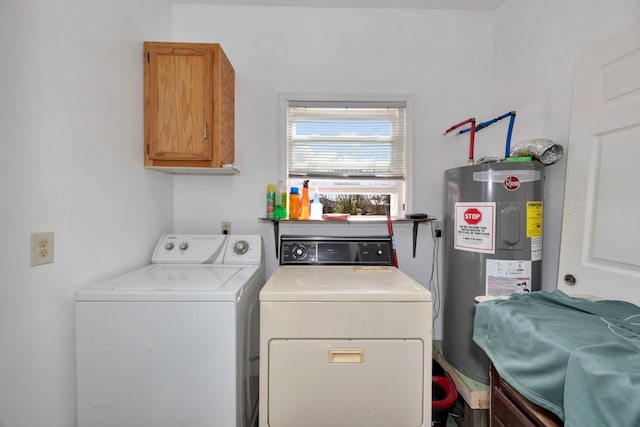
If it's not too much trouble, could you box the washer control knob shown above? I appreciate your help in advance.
[179,242,189,251]
[165,242,175,251]
[233,240,250,255]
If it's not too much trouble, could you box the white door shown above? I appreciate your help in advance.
[558,22,640,305]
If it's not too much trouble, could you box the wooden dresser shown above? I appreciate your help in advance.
[490,365,563,427]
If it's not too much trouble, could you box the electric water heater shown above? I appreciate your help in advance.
[442,161,544,384]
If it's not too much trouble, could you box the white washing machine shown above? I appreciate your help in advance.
[76,234,264,427]
[259,235,432,427]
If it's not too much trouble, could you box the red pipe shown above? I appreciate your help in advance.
[444,117,477,164]
[386,205,399,268]
[468,119,476,164]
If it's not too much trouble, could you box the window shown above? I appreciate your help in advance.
[284,99,409,217]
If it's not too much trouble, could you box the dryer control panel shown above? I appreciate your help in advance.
[280,235,393,266]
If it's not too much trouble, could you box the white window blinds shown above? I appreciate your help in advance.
[287,101,406,179]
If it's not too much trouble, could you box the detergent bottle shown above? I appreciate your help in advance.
[300,180,310,220]
[266,184,276,219]
[289,187,300,219]
[274,181,287,219]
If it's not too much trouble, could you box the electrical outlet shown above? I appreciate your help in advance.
[31,232,54,266]
[431,221,442,238]
[221,221,231,235]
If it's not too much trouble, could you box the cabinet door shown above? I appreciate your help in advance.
[145,44,212,162]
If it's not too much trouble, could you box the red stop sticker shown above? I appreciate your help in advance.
[464,208,482,225]
[504,176,521,191]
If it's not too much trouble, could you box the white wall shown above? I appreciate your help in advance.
[171,4,498,337]
[0,1,174,426]
[491,0,640,290]
[171,2,640,332]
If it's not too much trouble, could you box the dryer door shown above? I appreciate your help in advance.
[267,339,424,427]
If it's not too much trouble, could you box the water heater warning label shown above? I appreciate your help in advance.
[526,201,543,237]
[454,202,496,254]
[486,259,532,296]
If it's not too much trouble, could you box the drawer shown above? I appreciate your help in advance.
[267,339,425,427]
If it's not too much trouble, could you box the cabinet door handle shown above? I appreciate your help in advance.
[203,120,207,139]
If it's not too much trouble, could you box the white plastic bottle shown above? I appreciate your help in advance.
[310,189,323,220]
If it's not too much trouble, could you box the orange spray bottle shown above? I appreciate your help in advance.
[300,180,311,220]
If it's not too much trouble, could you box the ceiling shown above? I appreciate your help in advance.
[188,0,505,10]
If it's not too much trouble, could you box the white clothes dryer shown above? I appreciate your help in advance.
[76,234,264,427]
[259,235,432,427]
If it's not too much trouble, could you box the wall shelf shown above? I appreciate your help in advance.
[259,217,435,259]
[145,166,239,175]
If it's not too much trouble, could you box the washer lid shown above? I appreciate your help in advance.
[76,264,261,302]
[260,266,431,302]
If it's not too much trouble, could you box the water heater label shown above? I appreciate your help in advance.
[526,201,543,237]
[454,202,496,253]
[485,259,532,296]
[531,237,543,261]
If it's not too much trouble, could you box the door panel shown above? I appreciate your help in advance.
[558,23,640,304]
[151,46,211,161]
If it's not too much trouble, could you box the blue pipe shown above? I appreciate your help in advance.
[458,111,516,158]
[504,112,516,158]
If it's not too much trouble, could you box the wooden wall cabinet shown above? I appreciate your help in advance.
[144,42,235,173]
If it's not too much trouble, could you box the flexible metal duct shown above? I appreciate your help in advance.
[510,139,563,165]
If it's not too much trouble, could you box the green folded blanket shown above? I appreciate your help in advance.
[473,290,640,426]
